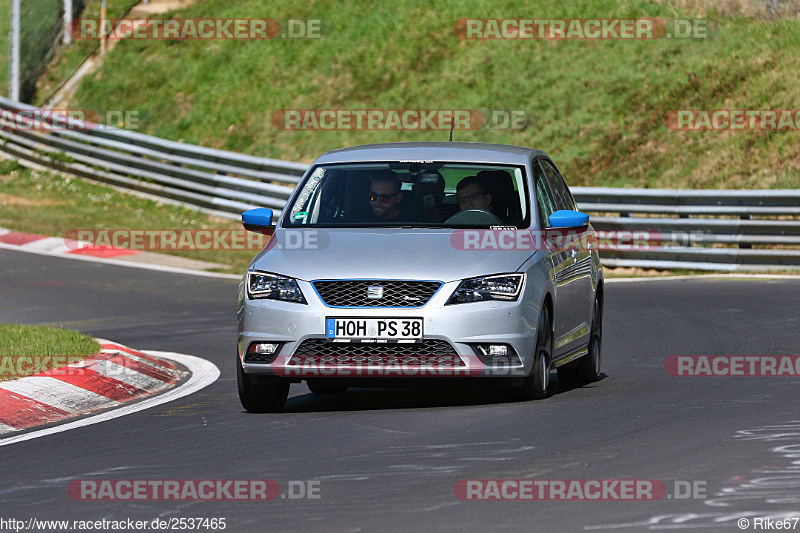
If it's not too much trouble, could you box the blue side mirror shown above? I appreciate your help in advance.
[242,208,275,234]
[549,210,589,229]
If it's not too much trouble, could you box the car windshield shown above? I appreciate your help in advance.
[283,162,530,228]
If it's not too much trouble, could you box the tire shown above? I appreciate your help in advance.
[237,355,290,413]
[557,293,602,385]
[307,380,348,395]
[509,304,551,402]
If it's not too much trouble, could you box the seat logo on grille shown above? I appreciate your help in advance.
[367,286,384,299]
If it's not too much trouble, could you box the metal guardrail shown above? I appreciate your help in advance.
[573,188,800,271]
[0,96,798,272]
[0,96,306,218]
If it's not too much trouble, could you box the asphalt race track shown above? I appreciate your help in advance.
[1,248,799,532]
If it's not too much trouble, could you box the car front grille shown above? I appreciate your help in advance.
[289,338,463,366]
[312,280,442,307]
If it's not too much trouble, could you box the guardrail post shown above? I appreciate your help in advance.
[63,0,73,45]
[8,0,20,101]
[100,0,107,55]
[740,213,753,248]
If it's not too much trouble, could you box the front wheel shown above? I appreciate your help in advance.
[509,304,551,402]
[237,355,290,413]
[578,293,603,382]
[558,293,602,384]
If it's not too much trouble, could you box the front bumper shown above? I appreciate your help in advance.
[238,279,540,379]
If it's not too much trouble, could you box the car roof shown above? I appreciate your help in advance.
[314,142,549,166]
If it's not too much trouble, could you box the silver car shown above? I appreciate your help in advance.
[237,142,604,412]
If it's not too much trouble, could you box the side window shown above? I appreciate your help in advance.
[540,160,575,211]
[533,161,556,228]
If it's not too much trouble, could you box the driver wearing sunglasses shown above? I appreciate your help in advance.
[367,170,405,220]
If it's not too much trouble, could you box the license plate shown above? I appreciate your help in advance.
[325,317,423,343]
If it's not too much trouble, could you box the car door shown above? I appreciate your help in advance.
[533,159,573,351]
[539,159,592,356]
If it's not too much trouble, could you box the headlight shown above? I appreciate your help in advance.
[446,274,524,305]
[247,271,307,304]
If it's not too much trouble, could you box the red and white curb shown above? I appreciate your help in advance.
[0,340,219,446]
[0,227,138,258]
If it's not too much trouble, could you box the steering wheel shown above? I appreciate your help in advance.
[444,209,505,226]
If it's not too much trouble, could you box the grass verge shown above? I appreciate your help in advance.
[33,0,141,105]
[0,323,100,381]
[0,0,140,103]
[57,0,800,189]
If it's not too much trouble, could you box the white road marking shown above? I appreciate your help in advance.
[585,420,800,530]
[0,423,17,433]
[0,377,116,413]
[0,351,219,447]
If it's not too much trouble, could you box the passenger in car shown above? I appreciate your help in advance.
[456,175,493,212]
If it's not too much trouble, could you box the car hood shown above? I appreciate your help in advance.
[250,228,534,282]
